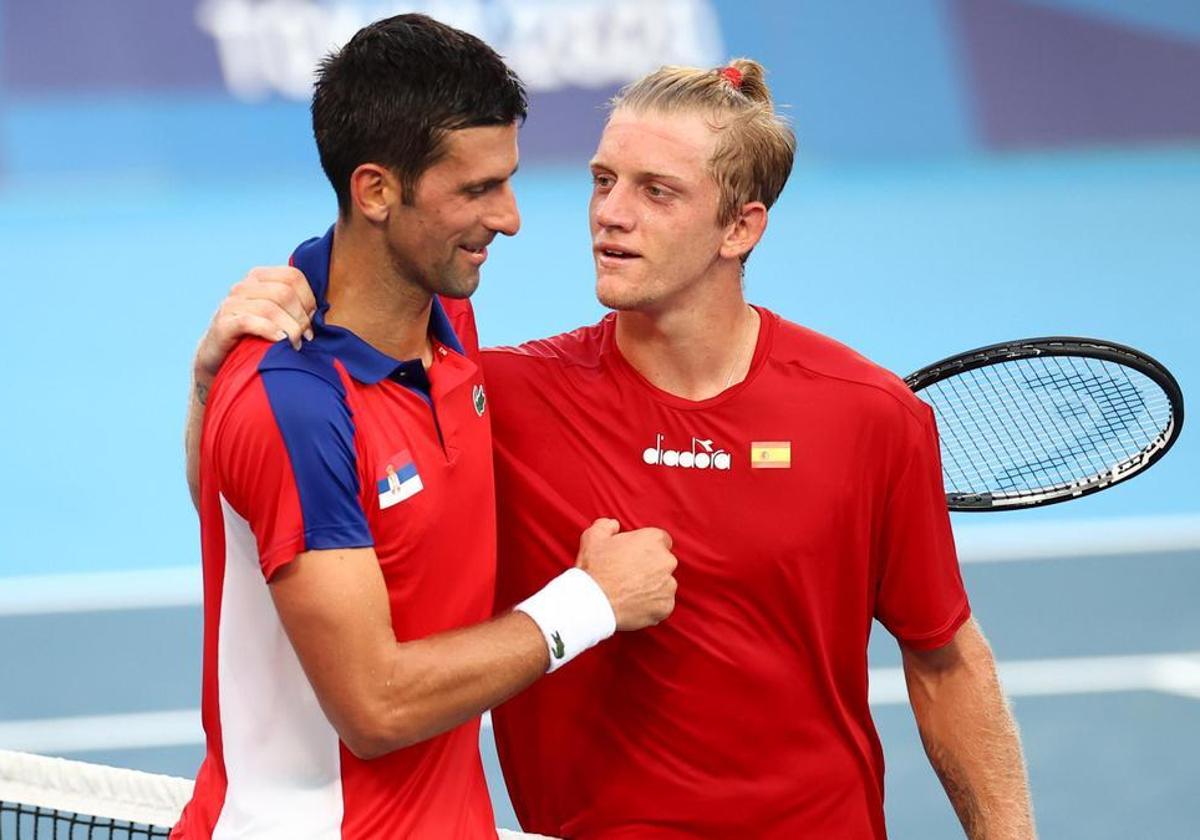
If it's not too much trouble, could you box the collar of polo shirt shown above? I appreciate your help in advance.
[290,226,467,385]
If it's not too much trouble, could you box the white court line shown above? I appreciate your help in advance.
[3,652,1198,755]
[0,710,202,754]
[1,514,1198,616]
[869,650,1200,704]
[0,709,486,755]
[0,568,201,617]
[953,513,1200,564]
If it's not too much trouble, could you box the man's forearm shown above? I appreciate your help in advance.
[903,620,1035,839]
[184,372,211,512]
[269,528,674,761]
[376,610,550,756]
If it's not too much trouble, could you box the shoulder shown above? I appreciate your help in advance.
[482,316,611,383]
[766,310,931,430]
[210,338,352,447]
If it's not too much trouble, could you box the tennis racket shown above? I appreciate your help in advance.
[905,337,1184,511]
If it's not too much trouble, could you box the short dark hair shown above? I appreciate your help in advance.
[312,14,527,213]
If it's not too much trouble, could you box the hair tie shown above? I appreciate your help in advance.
[720,66,743,90]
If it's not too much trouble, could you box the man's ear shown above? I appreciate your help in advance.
[719,201,768,262]
[349,163,400,223]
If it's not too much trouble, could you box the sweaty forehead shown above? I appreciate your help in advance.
[594,109,717,173]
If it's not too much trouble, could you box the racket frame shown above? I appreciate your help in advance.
[904,337,1185,511]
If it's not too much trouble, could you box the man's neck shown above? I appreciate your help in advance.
[614,275,759,402]
[325,219,433,364]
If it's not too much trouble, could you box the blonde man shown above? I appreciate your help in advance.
[189,58,1035,839]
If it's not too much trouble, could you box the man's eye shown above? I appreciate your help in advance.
[592,174,613,189]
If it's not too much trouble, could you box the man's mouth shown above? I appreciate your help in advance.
[459,244,489,264]
[595,244,642,261]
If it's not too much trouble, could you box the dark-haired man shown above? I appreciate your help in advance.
[172,15,677,839]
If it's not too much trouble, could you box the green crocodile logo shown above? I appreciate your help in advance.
[551,631,565,659]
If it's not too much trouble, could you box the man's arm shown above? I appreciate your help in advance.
[185,267,316,509]
[902,618,1036,840]
[184,374,213,511]
[273,518,675,760]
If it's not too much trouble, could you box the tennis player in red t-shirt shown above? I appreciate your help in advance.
[188,56,1035,840]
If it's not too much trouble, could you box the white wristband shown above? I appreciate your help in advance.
[515,568,617,672]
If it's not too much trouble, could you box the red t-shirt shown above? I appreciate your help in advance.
[174,230,498,839]
[486,308,969,839]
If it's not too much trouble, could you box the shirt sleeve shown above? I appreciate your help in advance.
[874,402,971,650]
[214,360,373,581]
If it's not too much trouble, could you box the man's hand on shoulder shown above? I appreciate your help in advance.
[194,266,319,382]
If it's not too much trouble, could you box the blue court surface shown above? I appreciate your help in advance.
[1,148,1197,837]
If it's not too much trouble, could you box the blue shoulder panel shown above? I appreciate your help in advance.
[258,342,373,552]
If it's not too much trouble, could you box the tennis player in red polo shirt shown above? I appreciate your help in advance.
[188,57,1036,840]
[174,16,676,839]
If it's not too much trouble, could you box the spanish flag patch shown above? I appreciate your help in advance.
[750,441,791,469]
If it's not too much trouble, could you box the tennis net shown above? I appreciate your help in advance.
[0,749,555,838]
[0,749,188,838]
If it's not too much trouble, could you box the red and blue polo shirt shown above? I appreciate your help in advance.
[174,228,498,839]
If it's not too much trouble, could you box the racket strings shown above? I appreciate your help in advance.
[975,363,1062,487]
[936,362,1090,491]
[1055,356,1155,473]
[1006,359,1161,489]
[920,355,1172,498]
[971,365,1084,491]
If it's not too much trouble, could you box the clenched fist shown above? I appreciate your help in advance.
[575,518,677,631]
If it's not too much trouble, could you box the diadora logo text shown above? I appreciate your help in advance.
[642,434,732,470]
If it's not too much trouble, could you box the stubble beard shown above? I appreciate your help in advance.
[594,264,664,312]
[430,265,481,300]
[388,245,480,302]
